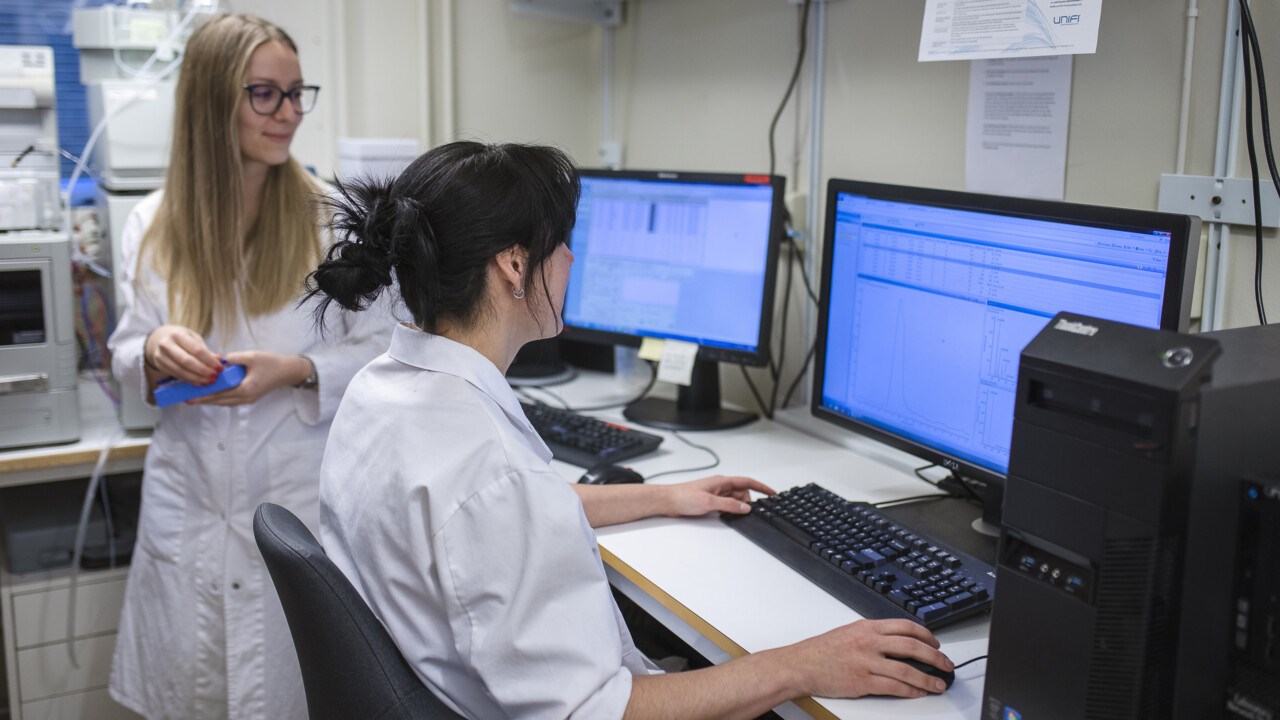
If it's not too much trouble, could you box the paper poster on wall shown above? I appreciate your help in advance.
[965,55,1073,200]
[919,0,1102,62]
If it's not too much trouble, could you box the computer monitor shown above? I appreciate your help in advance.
[561,169,786,431]
[811,179,1199,534]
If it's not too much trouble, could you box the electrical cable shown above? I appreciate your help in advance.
[566,360,659,412]
[1238,0,1268,325]
[1237,0,1279,326]
[1239,0,1280,190]
[520,360,659,413]
[739,363,774,418]
[954,655,987,670]
[66,429,124,667]
[98,478,117,569]
[641,431,722,481]
[871,493,950,509]
[753,0,814,419]
[777,233,821,411]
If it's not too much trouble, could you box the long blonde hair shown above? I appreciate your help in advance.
[140,13,321,338]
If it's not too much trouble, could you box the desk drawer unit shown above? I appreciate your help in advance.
[3,568,139,720]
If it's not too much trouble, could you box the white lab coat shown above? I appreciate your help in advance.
[106,191,395,720]
[320,325,660,720]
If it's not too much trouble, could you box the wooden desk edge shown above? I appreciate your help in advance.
[600,546,837,720]
[0,444,148,475]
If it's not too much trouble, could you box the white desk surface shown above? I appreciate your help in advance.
[0,377,150,488]
[528,371,988,720]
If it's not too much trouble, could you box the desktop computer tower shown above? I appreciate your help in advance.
[1173,323,1280,718]
[982,314,1280,720]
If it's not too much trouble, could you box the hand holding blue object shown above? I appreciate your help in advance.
[154,362,247,408]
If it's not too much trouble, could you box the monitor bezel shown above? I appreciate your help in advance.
[560,168,787,369]
[809,178,1200,486]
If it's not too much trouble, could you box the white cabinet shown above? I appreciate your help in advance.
[1,566,141,720]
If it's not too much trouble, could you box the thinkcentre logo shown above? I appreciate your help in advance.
[1053,319,1099,336]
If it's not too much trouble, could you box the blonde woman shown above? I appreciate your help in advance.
[106,14,391,719]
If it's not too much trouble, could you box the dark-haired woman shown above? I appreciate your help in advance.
[313,141,953,720]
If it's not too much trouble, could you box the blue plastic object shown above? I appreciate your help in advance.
[154,364,247,408]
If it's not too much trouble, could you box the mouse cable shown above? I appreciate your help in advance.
[642,431,722,481]
[954,655,987,670]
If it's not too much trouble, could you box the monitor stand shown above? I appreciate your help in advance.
[623,359,757,431]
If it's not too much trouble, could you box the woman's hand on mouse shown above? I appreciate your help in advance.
[780,618,952,698]
[661,475,776,518]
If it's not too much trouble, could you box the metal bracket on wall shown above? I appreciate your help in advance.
[1158,174,1280,228]
[508,0,623,26]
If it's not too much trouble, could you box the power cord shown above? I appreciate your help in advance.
[1237,0,1279,326]
[739,0,814,420]
[872,493,950,509]
[518,361,659,413]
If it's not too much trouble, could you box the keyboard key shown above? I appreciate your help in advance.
[917,602,949,623]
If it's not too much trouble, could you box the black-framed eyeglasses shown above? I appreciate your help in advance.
[242,84,321,115]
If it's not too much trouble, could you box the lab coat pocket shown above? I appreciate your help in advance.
[137,442,191,564]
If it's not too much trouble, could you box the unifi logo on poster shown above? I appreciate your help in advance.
[1054,14,1082,25]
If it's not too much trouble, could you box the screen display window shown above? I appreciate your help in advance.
[0,269,47,346]
[563,177,776,354]
[819,192,1175,475]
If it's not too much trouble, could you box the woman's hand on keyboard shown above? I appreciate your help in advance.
[662,475,776,517]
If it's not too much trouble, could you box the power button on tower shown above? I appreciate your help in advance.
[1162,346,1194,368]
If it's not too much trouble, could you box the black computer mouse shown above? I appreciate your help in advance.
[891,657,955,690]
[578,464,645,485]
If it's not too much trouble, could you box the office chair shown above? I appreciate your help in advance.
[253,502,463,720]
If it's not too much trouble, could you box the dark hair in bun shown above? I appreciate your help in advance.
[306,141,580,333]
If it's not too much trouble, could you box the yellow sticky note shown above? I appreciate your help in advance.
[638,337,665,362]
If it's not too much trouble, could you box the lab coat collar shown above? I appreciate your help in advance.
[387,324,552,463]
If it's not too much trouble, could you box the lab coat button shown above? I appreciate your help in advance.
[217,442,226,451]
[232,582,241,591]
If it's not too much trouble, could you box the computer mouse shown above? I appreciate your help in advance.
[578,464,645,485]
[890,657,955,690]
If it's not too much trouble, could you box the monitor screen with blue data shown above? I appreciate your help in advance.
[812,180,1198,521]
[562,169,785,430]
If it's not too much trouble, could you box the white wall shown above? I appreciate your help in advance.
[268,0,1279,390]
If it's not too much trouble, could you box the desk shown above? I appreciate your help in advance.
[0,379,150,490]
[527,372,989,719]
[0,379,147,720]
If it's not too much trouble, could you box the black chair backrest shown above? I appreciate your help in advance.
[253,502,463,720]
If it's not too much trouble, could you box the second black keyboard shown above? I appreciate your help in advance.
[520,402,664,469]
[722,483,996,629]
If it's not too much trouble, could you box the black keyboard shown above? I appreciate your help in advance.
[520,402,664,469]
[722,483,995,629]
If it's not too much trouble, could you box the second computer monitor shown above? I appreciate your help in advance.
[562,169,785,430]
[811,180,1200,531]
